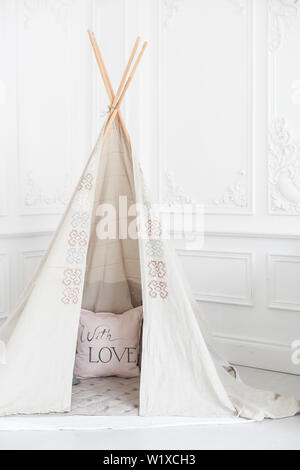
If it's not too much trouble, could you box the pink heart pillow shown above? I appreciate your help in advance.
[74,306,143,379]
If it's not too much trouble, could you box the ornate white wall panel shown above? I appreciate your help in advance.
[175,231,300,374]
[178,250,253,306]
[17,1,72,214]
[0,2,12,218]
[268,254,300,311]
[0,159,8,218]
[0,233,53,319]
[0,254,9,319]
[160,0,254,214]
[16,0,91,216]
[213,333,300,374]
[0,0,92,233]
[268,0,300,215]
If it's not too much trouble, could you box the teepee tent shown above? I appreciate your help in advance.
[0,32,299,421]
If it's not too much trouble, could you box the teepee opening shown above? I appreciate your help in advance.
[69,127,143,417]
[81,128,142,316]
[68,33,145,416]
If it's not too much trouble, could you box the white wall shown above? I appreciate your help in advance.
[0,0,94,324]
[1,0,300,374]
[138,0,300,374]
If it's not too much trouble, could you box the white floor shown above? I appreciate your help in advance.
[0,366,299,450]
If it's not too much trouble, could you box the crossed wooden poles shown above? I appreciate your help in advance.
[88,30,147,148]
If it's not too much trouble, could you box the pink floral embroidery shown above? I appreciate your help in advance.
[68,230,87,247]
[71,212,89,229]
[61,269,82,304]
[66,247,85,265]
[61,287,80,304]
[148,280,168,300]
[78,173,93,191]
[72,193,90,212]
[145,219,162,239]
[62,269,82,286]
[145,240,164,259]
[148,260,166,278]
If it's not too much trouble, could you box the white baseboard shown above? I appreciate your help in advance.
[213,334,300,376]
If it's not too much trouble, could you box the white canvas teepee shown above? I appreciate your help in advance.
[0,33,299,420]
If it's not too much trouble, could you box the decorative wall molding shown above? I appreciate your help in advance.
[178,249,253,307]
[267,254,300,311]
[0,168,8,217]
[164,171,195,205]
[269,118,300,215]
[0,254,9,318]
[23,171,72,212]
[23,0,72,31]
[3,229,299,242]
[17,0,77,216]
[212,169,248,209]
[268,0,300,216]
[0,113,7,216]
[203,231,300,240]
[213,333,299,375]
[226,0,247,14]
[163,0,183,28]
[159,0,254,215]
[208,0,253,214]
[268,0,300,52]
[0,231,54,240]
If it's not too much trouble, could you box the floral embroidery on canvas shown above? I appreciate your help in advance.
[78,173,93,191]
[61,287,80,304]
[71,212,89,229]
[148,280,168,300]
[148,260,166,279]
[72,193,90,212]
[62,269,82,286]
[66,247,85,265]
[61,269,82,304]
[142,178,152,205]
[145,219,162,239]
[60,167,94,306]
[143,200,152,211]
[68,230,88,247]
[145,240,164,259]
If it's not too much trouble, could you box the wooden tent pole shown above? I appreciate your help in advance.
[88,30,113,102]
[112,36,140,107]
[87,30,134,149]
[103,41,148,141]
